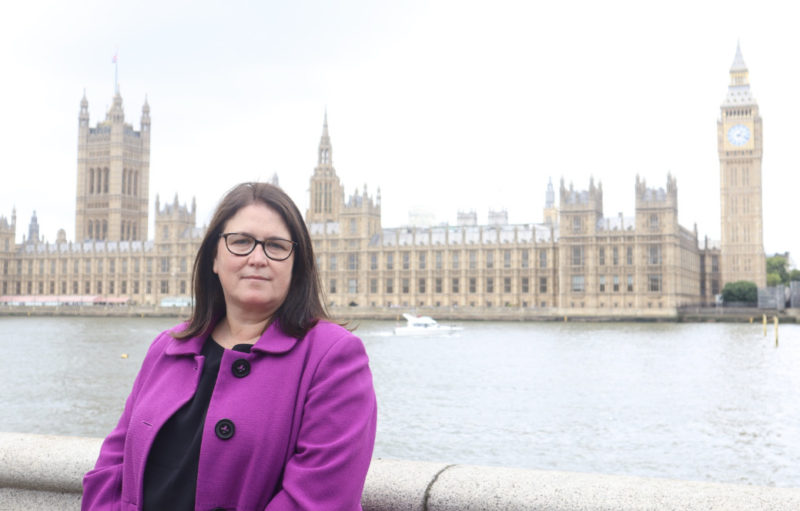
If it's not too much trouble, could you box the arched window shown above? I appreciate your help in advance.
[102,220,108,240]
[89,168,95,194]
[122,169,127,194]
[129,171,133,196]
[104,168,110,193]
[133,171,138,197]
[132,223,137,240]
[88,220,94,239]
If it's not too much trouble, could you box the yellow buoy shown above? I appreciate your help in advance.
[120,353,129,359]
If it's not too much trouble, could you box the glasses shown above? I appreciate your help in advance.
[219,233,297,261]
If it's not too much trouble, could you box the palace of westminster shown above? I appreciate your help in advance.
[0,46,768,315]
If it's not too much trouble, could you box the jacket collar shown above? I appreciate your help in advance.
[164,319,300,357]
[251,320,300,355]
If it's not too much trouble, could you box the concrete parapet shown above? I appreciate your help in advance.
[4,432,800,510]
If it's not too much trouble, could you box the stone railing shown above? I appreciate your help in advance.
[3,432,800,510]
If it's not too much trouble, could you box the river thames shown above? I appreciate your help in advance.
[1,316,798,488]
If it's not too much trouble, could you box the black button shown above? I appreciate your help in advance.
[232,358,250,378]
[215,419,235,440]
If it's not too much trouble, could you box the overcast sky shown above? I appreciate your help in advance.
[1,1,798,261]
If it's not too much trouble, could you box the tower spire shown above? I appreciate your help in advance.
[318,110,332,166]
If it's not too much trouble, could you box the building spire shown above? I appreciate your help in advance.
[730,40,747,72]
[723,41,754,106]
[318,110,332,166]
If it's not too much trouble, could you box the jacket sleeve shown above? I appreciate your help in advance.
[81,330,168,511]
[265,332,377,511]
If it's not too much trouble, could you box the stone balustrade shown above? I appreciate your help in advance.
[3,432,800,510]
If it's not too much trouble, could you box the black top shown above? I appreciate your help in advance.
[142,337,252,511]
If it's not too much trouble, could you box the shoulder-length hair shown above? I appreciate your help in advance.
[174,182,327,340]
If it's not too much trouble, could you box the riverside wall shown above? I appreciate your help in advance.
[3,432,800,510]
[1,304,797,323]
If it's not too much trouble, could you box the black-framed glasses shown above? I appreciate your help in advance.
[219,233,297,261]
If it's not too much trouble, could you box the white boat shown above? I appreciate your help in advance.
[393,313,463,335]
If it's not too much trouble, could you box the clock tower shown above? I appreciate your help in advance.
[717,43,766,288]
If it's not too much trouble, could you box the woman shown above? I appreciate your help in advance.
[82,182,377,510]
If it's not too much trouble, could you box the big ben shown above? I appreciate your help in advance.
[718,43,767,288]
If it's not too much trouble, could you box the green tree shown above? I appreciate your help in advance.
[766,254,789,284]
[721,280,758,304]
[790,269,800,282]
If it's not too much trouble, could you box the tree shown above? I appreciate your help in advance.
[722,280,758,304]
[766,254,789,285]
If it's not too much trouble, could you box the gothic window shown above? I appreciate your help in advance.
[418,278,426,293]
[572,216,581,233]
[348,253,358,270]
[486,252,494,269]
[649,214,659,230]
[571,246,583,266]
[648,274,662,292]
[521,250,529,269]
[402,278,409,294]
[102,220,108,240]
[104,168,110,193]
[348,279,357,294]
[503,277,511,293]
[503,250,511,269]
[370,279,378,294]
[134,171,138,196]
[386,278,394,294]
[435,251,443,270]
[88,221,94,239]
[452,252,459,269]
[122,169,127,194]
[469,277,476,293]
[648,245,662,265]
[599,248,605,266]
[613,275,620,292]
[435,278,443,294]
[329,279,337,294]
[370,254,378,270]
[402,252,410,270]
[89,168,95,194]
[521,277,529,293]
[451,278,459,293]
[599,275,606,292]
[627,275,633,292]
[418,253,426,270]
[385,253,393,270]
[539,249,547,268]
[571,275,585,292]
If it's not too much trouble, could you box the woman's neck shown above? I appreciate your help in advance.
[213,313,271,349]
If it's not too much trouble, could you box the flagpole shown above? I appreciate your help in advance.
[113,52,119,94]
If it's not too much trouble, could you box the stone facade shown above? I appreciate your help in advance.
[2,45,770,312]
[717,43,767,288]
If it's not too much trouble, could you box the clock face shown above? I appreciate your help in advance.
[727,124,751,146]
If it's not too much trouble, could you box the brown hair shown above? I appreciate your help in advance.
[174,182,328,340]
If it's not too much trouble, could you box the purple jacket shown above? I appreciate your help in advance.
[82,320,377,510]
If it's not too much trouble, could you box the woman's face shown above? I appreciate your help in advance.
[213,203,294,318]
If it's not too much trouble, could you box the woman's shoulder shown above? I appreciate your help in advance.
[143,322,195,356]
[303,320,362,351]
